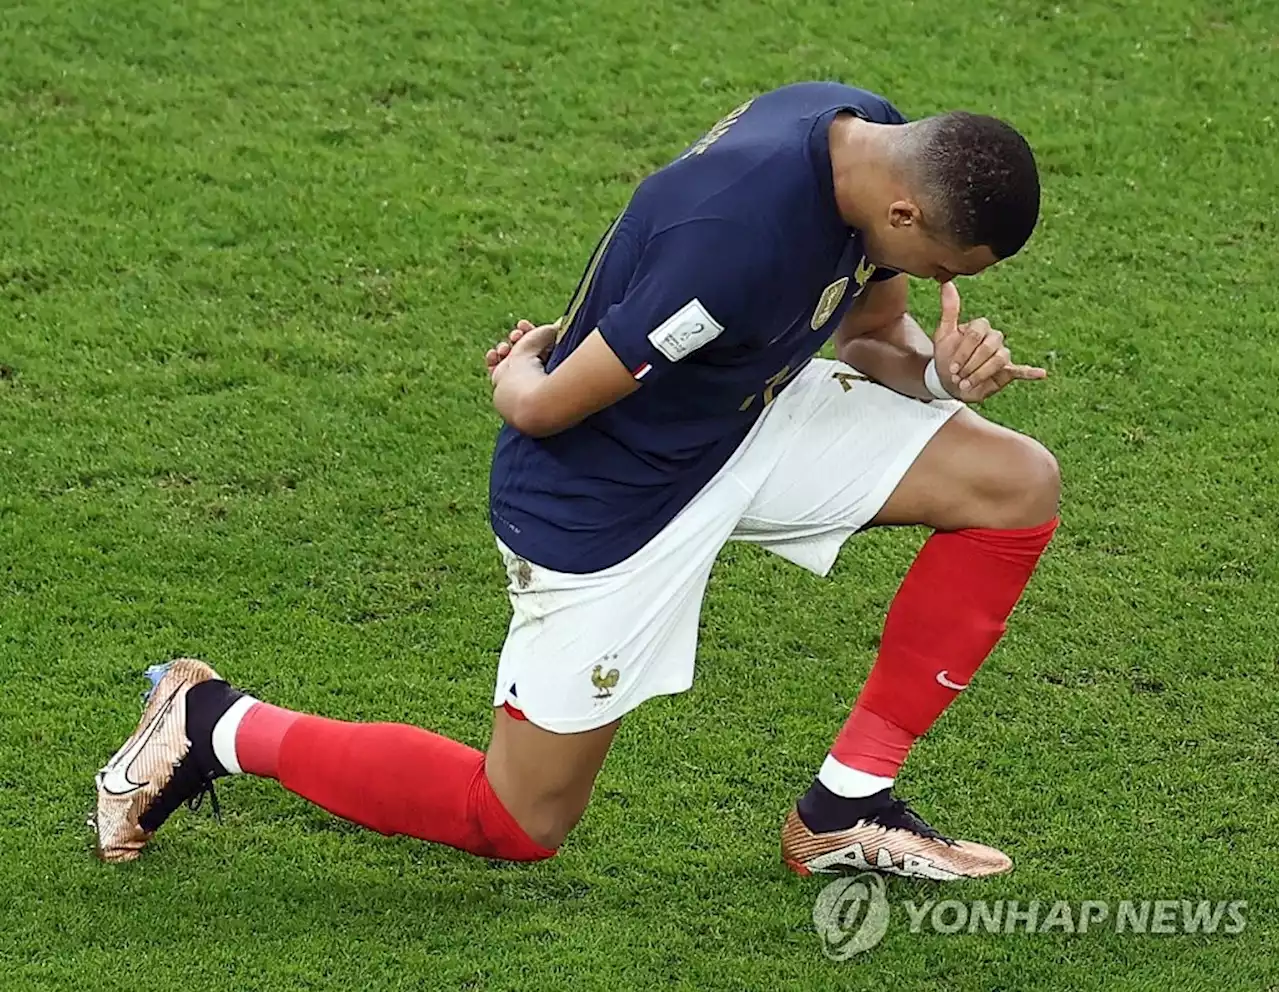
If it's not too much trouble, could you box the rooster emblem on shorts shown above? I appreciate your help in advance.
[591,664,620,699]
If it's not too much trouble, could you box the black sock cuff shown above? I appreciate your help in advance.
[796,779,893,833]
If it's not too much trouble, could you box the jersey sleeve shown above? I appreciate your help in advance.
[596,220,764,383]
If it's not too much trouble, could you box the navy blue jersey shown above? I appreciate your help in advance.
[490,82,907,573]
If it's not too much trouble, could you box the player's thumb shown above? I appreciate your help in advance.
[937,280,961,338]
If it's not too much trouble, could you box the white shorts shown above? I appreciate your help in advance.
[493,359,962,733]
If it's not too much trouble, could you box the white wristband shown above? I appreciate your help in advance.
[923,358,952,401]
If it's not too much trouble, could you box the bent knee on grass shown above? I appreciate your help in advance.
[486,768,596,850]
[510,798,588,851]
[486,707,619,850]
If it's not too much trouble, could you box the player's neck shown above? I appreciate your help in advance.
[828,116,898,232]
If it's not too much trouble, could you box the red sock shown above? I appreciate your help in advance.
[237,702,300,779]
[828,517,1059,781]
[235,709,554,861]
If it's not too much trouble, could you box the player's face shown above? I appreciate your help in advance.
[864,200,999,282]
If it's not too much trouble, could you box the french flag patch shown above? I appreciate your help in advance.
[632,362,652,381]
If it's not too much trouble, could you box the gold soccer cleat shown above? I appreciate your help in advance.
[93,658,225,863]
[781,800,1013,881]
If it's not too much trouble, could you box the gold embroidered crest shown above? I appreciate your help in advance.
[854,255,877,289]
[810,277,849,330]
[591,664,621,699]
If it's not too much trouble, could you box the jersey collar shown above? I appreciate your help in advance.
[808,106,867,238]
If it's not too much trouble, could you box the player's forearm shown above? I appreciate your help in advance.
[836,312,935,401]
[490,328,642,438]
[491,353,557,437]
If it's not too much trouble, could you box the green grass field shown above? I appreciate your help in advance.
[2,1,1276,989]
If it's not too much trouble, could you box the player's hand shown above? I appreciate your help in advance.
[484,320,533,372]
[931,281,1046,402]
[485,319,558,382]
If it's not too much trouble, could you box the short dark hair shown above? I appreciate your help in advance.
[909,112,1040,259]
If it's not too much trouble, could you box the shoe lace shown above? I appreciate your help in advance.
[139,760,224,833]
[876,797,956,846]
[185,774,222,822]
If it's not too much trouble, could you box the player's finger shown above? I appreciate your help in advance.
[937,281,961,340]
[958,330,1004,379]
[516,319,535,331]
[485,348,500,367]
[1006,363,1048,380]
[970,367,1017,402]
[942,322,988,376]
[946,324,985,380]
[958,350,1010,392]
[956,339,999,383]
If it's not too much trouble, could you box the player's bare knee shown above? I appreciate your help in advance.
[958,432,1059,530]
[515,801,585,851]
[993,435,1060,528]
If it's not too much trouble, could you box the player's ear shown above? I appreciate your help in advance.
[888,199,921,229]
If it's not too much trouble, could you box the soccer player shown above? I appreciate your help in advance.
[94,81,1058,880]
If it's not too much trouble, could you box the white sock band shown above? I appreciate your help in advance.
[817,754,895,799]
[210,695,258,775]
